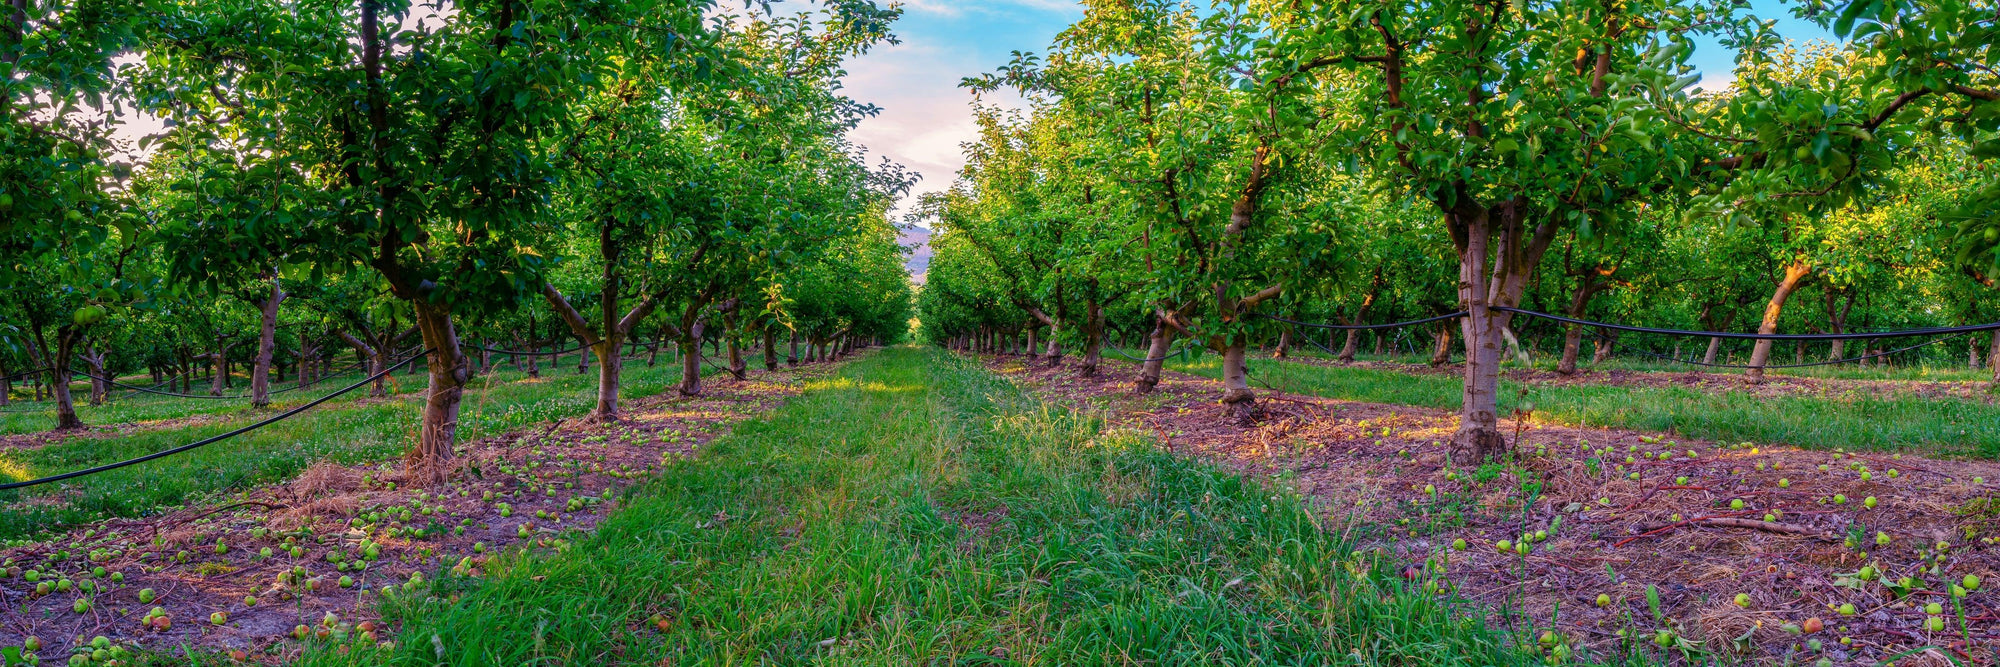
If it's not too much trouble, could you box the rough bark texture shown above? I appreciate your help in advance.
[762,328,778,371]
[210,338,231,397]
[1338,289,1376,363]
[1747,260,1812,384]
[723,309,746,380]
[1824,288,1855,362]
[48,348,81,431]
[1429,323,1454,367]
[1134,320,1174,394]
[408,303,469,486]
[1703,337,1723,365]
[1219,339,1257,420]
[80,346,107,406]
[1449,206,1520,466]
[1557,271,1607,375]
[678,322,705,396]
[337,331,390,398]
[251,278,286,409]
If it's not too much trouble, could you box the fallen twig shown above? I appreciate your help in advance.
[1618,514,1834,547]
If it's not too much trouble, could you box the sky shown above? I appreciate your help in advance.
[844,0,1082,221]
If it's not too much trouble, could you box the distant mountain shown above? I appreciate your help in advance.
[899,225,933,285]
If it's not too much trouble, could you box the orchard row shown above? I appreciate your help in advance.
[1,1,914,483]
[917,0,2000,462]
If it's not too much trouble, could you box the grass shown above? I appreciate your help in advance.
[1156,353,2000,460]
[1268,343,1996,383]
[0,351,619,436]
[0,356,701,541]
[295,346,1631,666]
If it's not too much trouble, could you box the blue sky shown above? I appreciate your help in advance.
[843,0,1082,217]
[846,0,1836,223]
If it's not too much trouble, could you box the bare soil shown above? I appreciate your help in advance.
[986,352,2000,666]
[0,359,849,664]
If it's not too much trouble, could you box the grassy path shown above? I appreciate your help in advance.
[306,347,1555,666]
[1152,354,2000,460]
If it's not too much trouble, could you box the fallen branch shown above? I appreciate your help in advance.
[1617,514,1834,547]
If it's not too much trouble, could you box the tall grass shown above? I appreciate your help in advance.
[298,347,1633,666]
[1161,354,2000,459]
[0,357,695,541]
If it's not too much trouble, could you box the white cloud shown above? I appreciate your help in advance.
[840,27,1043,222]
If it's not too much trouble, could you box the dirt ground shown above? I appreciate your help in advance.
[983,352,2000,666]
[1287,355,1999,403]
[0,360,847,664]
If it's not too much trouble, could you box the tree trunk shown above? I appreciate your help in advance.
[763,327,778,371]
[678,321,705,396]
[210,338,231,397]
[82,347,108,406]
[408,304,469,486]
[1135,315,1176,394]
[1989,330,1999,389]
[1970,335,1981,370]
[1219,337,1255,419]
[1026,327,1039,361]
[296,337,318,390]
[1079,300,1105,376]
[1429,323,1454,367]
[1591,331,1617,363]
[1272,327,1290,359]
[1702,337,1722,366]
[1747,260,1812,384]
[1450,206,1518,466]
[1558,323,1586,375]
[251,278,286,409]
[1825,288,1855,362]
[49,358,81,430]
[788,329,799,367]
[31,324,86,430]
[724,312,746,380]
[1556,273,1601,375]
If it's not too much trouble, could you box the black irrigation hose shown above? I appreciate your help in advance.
[0,349,429,492]
[0,367,53,383]
[1493,307,2000,341]
[1631,331,1981,370]
[76,345,429,402]
[73,371,256,400]
[1295,325,1351,359]
[1102,344,1192,364]
[1258,311,1471,331]
[472,343,589,356]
